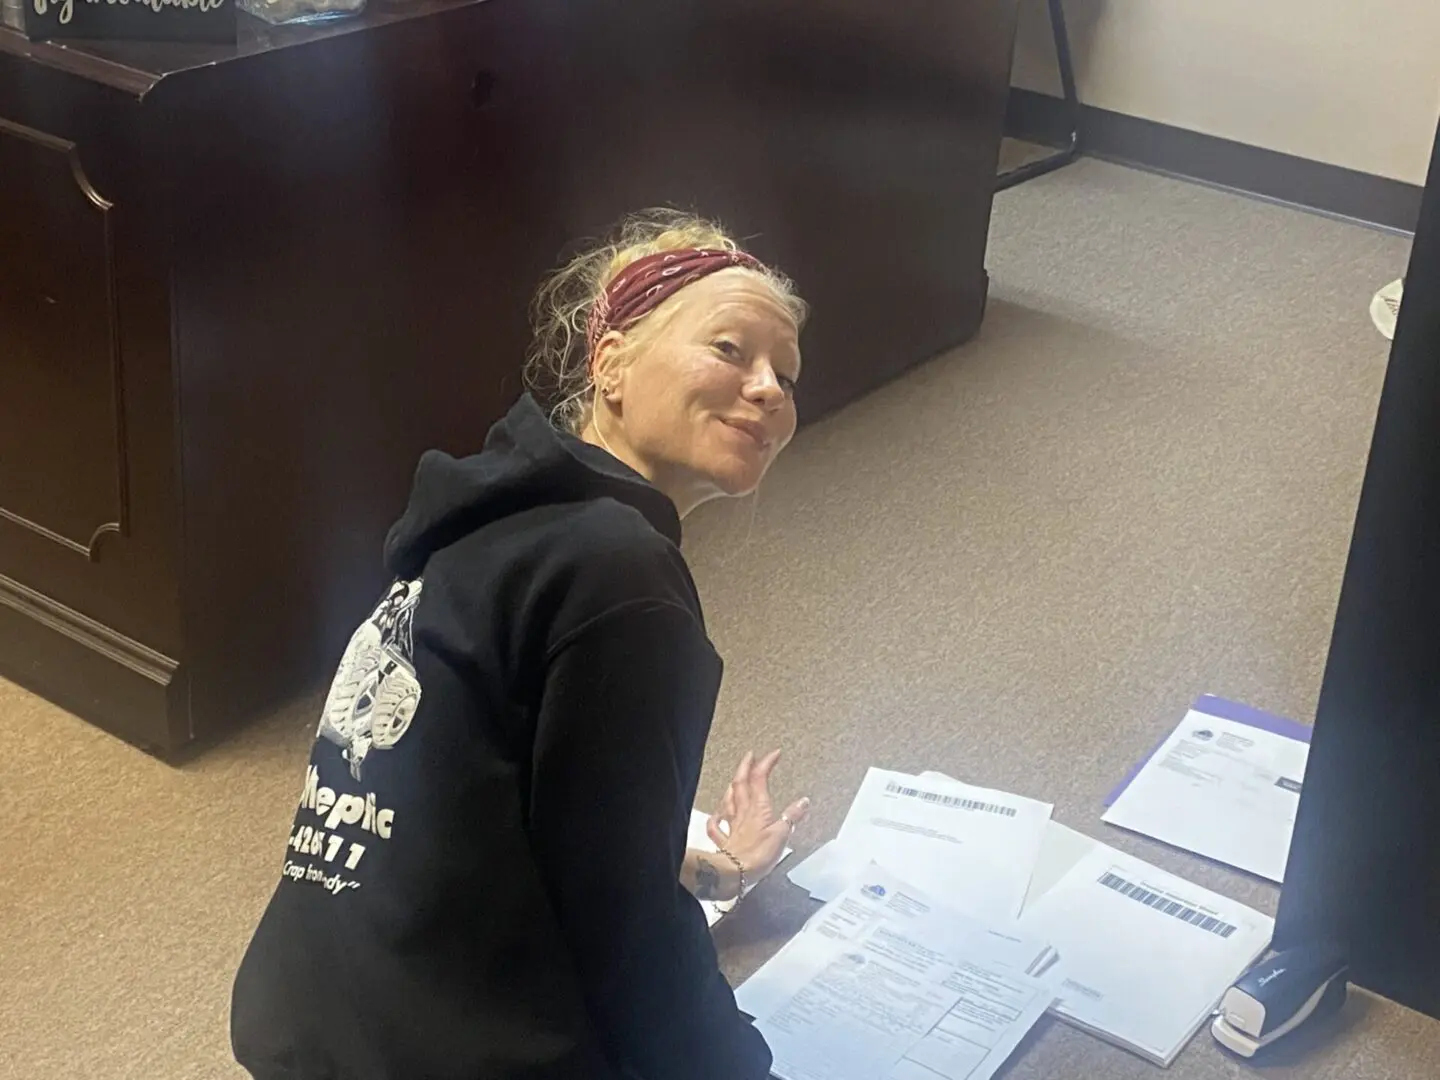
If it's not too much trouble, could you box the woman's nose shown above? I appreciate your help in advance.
[745,365,785,410]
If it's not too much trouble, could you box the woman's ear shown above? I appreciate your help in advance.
[591,330,627,405]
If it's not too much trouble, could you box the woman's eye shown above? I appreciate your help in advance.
[778,373,799,394]
[712,339,742,359]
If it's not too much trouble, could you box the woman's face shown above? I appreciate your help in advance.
[592,269,802,515]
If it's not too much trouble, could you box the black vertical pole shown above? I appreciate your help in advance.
[1275,116,1440,1018]
[996,0,1081,191]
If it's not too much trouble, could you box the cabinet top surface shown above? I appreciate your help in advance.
[0,0,485,93]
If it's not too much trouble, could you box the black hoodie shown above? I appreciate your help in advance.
[231,395,771,1080]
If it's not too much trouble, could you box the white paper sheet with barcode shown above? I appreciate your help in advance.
[1016,843,1273,1065]
[798,768,1052,922]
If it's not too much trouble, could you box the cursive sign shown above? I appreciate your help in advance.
[26,0,235,41]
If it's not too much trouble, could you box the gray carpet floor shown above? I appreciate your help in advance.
[3,155,1434,1079]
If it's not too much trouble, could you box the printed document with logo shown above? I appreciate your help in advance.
[737,868,1061,1080]
[1101,697,1312,882]
[789,768,1052,922]
[687,810,792,926]
[799,866,1059,979]
[1017,831,1273,1066]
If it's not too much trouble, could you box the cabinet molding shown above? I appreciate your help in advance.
[0,570,175,685]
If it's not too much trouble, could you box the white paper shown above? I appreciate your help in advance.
[802,866,1058,978]
[740,868,1058,1080]
[889,960,1055,1080]
[742,866,964,1022]
[687,809,792,926]
[1017,840,1273,1065]
[815,769,1052,922]
[1102,709,1310,882]
[787,839,874,900]
[1020,820,1101,917]
[786,772,1007,903]
[755,930,962,1080]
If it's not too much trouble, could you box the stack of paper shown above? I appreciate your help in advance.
[737,867,1061,1080]
[787,768,1054,923]
[1101,695,1311,882]
[774,763,1275,1069]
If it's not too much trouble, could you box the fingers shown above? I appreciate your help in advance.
[731,751,754,787]
[747,749,782,808]
[752,748,782,780]
[706,813,729,848]
[731,751,755,815]
[779,796,812,830]
[727,749,798,837]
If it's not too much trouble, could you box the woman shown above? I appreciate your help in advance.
[232,210,812,1080]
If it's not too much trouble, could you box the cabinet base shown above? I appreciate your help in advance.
[0,572,187,754]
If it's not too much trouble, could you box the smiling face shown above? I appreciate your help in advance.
[586,268,802,516]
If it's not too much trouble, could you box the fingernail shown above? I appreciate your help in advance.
[800,797,811,810]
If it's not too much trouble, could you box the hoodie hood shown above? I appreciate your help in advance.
[383,394,682,579]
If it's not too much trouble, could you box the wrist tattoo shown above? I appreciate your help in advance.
[694,857,722,900]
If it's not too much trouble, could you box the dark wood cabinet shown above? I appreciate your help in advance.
[0,0,1018,754]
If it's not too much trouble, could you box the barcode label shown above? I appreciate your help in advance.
[1098,871,1238,938]
[884,781,1017,817]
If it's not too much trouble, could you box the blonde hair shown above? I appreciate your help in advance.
[523,208,808,433]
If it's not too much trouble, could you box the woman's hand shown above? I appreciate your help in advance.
[707,749,810,888]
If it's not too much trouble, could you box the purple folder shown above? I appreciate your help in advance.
[1103,695,1313,807]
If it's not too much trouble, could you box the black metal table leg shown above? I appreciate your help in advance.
[996,0,1081,191]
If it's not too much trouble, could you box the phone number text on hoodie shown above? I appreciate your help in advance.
[281,764,399,896]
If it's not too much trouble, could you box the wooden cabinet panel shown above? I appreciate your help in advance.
[0,116,127,560]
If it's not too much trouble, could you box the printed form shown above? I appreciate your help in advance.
[738,868,1059,1080]
[1102,707,1310,882]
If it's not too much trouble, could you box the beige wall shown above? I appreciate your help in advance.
[1012,0,1440,185]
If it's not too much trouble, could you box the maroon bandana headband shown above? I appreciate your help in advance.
[585,247,766,365]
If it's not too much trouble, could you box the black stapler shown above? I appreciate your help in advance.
[1211,943,1349,1058]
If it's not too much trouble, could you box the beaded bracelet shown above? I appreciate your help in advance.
[714,845,747,901]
